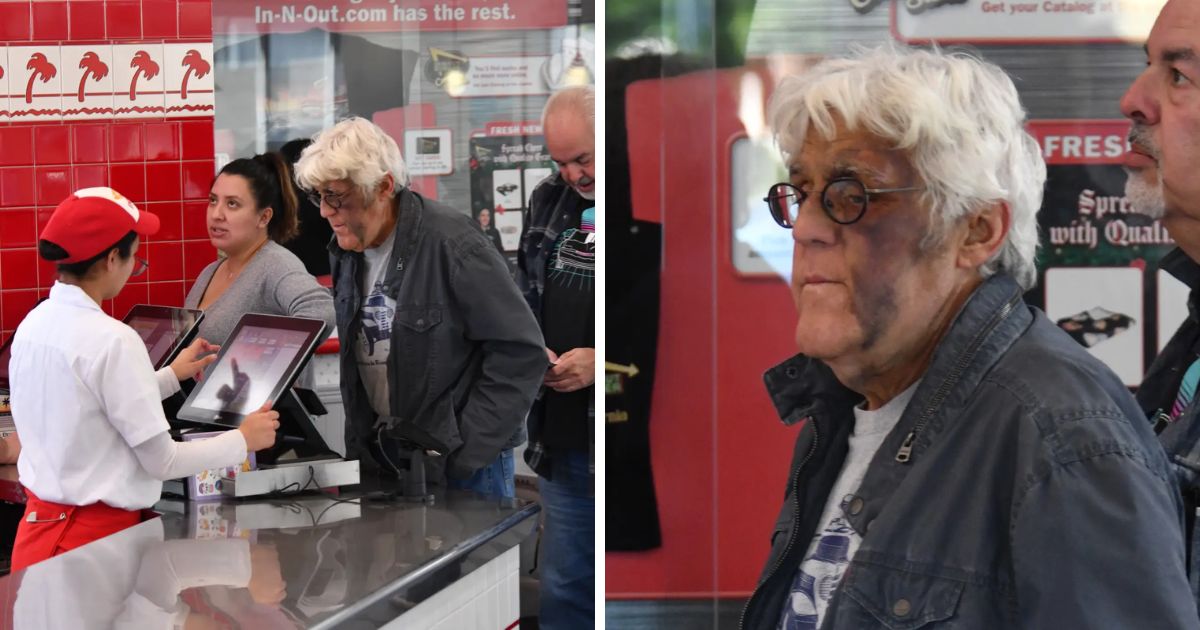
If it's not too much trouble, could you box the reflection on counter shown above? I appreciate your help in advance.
[0,489,537,629]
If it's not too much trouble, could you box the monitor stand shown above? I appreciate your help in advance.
[220,388,359,498]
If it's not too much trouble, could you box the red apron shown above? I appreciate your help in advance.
[10,489,156,572]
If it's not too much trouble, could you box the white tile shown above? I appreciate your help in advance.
[8,45,63,122]
[60,45,114,121]
[163,42,214,117]
[112,44,165,118]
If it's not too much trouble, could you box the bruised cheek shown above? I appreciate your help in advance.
[846,218,926,349]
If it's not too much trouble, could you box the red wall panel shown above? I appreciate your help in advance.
[606,68,803,598]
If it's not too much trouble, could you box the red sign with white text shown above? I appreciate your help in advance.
[1026,120,1133,165]
[485,121,542,136]
[214,0,567,34]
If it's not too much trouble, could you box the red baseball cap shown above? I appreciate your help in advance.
[41,187,160,263]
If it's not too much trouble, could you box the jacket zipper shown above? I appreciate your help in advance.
[895,291,1021,463]
[740,416,820,630]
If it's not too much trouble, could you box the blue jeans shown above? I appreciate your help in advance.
[448,449,515,499]
[538,449,594,629]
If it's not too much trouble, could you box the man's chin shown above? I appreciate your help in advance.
[1124,172,1165,219]
[336,234,365,253]
[575,188,596,200]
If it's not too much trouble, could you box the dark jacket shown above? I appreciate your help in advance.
[517,172,593,478]
[330,189,546,480]
[742,273,1197,629]
[1138,247,1200,611]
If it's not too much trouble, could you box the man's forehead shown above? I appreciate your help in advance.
[1149,0,1200,56]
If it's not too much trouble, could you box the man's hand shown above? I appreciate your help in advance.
[170,338,220,381]
[544,347,594,392]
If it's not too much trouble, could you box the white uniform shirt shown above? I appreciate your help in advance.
[9,282,208,509]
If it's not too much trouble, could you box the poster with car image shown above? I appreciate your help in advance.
[469,133,555,273]
[1027,120,1176,379]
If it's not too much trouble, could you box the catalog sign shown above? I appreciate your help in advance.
[857,0,1167,43]
[215,0,567,34]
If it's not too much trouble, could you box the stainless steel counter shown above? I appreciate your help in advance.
[0,483,538,628]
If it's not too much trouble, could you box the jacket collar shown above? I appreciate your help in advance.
[766,273,1031,535]
[1161,248,1200,324]
[327,188,425,295]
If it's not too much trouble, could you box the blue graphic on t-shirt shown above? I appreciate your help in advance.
[780,517,856,630]
[360,283,394,356]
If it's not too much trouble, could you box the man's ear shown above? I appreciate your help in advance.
[958,200,1010,271]
[379,173,396,199]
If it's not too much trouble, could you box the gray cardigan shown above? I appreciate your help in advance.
[184,240,336,345]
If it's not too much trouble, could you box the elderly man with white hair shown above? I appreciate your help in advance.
[740,46,1197,629]
[295,117,546,496]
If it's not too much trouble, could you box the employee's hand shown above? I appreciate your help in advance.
[170,338,221,381]
[238,403,280,452]
[247,544,287,607]
[544,347,594,393]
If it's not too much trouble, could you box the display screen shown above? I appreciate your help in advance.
[122,305,203,370]
[188,325,312,416]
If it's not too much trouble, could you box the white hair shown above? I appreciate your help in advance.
[542,85,595,131]
[768,44,1046,290]
[294,117,410,199]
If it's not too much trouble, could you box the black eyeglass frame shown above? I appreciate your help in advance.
[763,178,924,227]
[305,188,352,210]
[131,256,149,277]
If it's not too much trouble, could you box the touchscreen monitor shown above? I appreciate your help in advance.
[122,305,205,370]
[176,314,325,427]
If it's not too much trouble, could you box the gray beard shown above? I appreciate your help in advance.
[1124,171,1165,219]
[577,189,595,201]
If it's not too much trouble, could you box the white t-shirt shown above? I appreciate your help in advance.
[779,381,920,630]
[356,230,398,418]
[9,282,245,510]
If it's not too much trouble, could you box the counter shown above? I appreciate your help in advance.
[0,478,538,629]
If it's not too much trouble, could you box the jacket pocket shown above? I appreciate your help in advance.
[396,306,443,333]
[395,305,445,394]
[839,565,964,629]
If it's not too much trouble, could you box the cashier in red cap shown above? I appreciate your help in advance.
[6,187,281,571]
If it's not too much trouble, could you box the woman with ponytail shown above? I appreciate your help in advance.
[186,152,335,345]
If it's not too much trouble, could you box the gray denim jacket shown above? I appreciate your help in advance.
[329,190,547,480]
[741,273,1198,629]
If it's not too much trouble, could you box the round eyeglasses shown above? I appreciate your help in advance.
[764,179,923,227]
[305,189,351,210]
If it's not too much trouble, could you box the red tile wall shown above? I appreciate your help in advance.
[0,0,217,344]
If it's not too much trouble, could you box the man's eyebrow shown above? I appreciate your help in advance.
[555,152,588,164]
[1161,46,1198,64]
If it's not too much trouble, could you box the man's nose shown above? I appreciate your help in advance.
[791,191,837,247]
[1120,70,1159,125]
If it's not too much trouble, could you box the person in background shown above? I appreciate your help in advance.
[518,85,596,629]
[295,117,545,496]
[7,187,279,571]
[1123,0,1200,613]
[279,138,335,277]
[186,152,335,346]
[738,45,1196,629]
[476,208,505,256]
